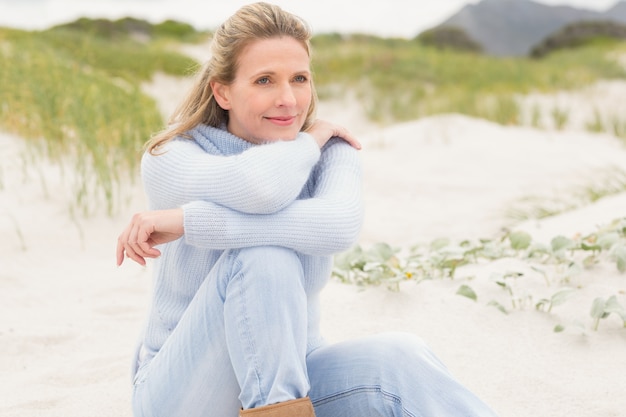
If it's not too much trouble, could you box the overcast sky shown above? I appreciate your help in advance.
[0,0,620,37]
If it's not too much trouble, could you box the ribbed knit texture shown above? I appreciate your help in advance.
[137,124,363,366]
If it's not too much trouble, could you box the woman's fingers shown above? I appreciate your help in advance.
[116,234,127,266]
[116,215,148,266]
[117,235,147,267]
[138,236,161,258]
[306,119,362,150]
[337,129,362,150]
[125,245,147,266]
[117,209,181,266]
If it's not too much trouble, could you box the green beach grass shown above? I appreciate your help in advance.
[1,22,625,214]
[311,34,626,124]
[0,25,199,214]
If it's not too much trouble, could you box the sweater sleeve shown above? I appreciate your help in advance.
[182,138,363,256]
[141,132,321,214]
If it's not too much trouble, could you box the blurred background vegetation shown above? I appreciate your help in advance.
[1,17,625,214]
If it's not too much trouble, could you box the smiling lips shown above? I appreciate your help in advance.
[266,115,297,126]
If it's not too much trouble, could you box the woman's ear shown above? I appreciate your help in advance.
[211,81,231,110]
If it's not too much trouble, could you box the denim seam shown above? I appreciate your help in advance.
[233,267,266,405]
[313,385,417,417]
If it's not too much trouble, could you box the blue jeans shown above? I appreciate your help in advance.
[132,246,499,417]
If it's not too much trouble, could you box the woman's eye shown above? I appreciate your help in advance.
[294,75,307,83]
[256,77,270,85]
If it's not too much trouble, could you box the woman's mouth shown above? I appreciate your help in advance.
[265,116,296,126]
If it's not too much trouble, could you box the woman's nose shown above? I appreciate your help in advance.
[276,83,297,107]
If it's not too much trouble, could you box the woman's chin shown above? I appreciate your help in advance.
[260,129,300,143]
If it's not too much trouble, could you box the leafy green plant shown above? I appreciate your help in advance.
[590,295,626,330]
[509,231,532,251]
[333,217,626,332]
[457,284,478,301]
[610,242,626,272]
[333,243,408,291]
[491,271,531,310]
[535,287,577,312]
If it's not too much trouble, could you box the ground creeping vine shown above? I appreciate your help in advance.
[333,217,626,332]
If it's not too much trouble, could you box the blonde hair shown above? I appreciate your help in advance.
[146,2,317,153]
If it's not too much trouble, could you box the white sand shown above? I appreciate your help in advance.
[2,78,626,416]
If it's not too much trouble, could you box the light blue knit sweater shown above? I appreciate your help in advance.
[135,124,363,368]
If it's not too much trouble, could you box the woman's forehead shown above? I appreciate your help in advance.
[236,37,311,72]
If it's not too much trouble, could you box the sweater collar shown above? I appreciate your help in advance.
[188,123,255,156]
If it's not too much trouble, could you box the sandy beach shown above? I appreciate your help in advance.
[2,66,626,416]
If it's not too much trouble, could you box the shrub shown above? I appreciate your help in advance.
[416,26,483,53]
[49,16,204,41]
[531,20,626,58]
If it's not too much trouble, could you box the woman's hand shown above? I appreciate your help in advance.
[305,119,362,150]
[116,208,184,266]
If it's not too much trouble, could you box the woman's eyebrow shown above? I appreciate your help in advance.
[249,68,311,77]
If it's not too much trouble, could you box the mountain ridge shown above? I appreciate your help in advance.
[435,0,626,55]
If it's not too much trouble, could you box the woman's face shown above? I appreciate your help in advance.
[212,37,312,144]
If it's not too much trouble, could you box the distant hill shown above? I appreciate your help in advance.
[434,0,626,56]
[607,1,626,21]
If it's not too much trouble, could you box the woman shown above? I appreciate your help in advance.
[117,3,499,417]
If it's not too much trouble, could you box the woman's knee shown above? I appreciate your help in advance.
[309,332,437,385]
[352,332,448,384]
[309,333,440,415]
[238,245,299,263]
[387,332,442,363]
[361,332,426,358]
[232,246,304,289]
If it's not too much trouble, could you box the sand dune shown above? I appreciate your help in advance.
[2,78,626,416]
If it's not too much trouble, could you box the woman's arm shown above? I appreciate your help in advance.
[117,122,362,264]
[117,138,361,264]
[182,138,362,256]
[142,131,321,214]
